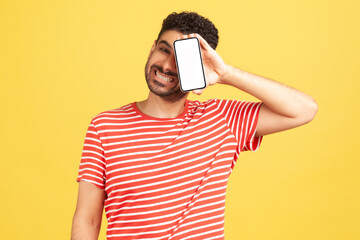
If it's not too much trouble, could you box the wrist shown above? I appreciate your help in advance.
[218,64,235,85]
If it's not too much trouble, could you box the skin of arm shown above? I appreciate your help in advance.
[177,33,318,137]
[71,181,106,240]
[220,66,318,137]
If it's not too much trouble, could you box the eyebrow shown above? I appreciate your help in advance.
[158,40,172,49]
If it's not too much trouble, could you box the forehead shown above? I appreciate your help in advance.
[157,30,183,46]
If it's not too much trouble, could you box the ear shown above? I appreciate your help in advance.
[148,40,156,58]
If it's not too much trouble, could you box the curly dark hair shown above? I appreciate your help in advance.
[156,11,219,50]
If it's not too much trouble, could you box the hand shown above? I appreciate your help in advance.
[176,33,230,95]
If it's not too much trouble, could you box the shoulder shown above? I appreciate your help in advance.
[185,99,223,116]
[91,102,135,125]
[187,98,219,108]
[198,98,235,110]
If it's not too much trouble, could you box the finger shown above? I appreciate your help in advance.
[188,33,196,38]
[176,35,188,41]
[192,89,203,95]
[193,33,212,51]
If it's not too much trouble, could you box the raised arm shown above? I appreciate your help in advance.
[221,65,318,137]
[177,33,318,136]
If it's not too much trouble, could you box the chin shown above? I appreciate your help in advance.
[148,84,187,103]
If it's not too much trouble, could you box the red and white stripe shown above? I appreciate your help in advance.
[77,98,263,239]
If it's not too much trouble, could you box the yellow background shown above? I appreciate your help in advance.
[1,0,359,239]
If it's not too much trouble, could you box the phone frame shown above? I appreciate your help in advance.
[173,37,207,92]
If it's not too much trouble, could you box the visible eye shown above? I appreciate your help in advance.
[160,47,170,54]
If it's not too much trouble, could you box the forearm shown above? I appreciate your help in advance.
[221,65,318,119]
[71,216,101,240]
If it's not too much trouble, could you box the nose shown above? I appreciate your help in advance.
[162,55,177,74]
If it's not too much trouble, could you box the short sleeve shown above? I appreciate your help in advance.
[215,99,263,153]
[76,120,106,189]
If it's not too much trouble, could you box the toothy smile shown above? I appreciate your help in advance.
[155,70,175,82]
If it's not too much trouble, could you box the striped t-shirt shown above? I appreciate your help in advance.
[76,98,263,240]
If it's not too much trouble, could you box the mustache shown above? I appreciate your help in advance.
[152,65,177,77]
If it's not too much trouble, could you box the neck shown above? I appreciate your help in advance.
[136,92,188,119]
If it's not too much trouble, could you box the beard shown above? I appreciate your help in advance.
[144,58,187,103]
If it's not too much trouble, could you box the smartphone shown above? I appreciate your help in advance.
[173,37,206,92]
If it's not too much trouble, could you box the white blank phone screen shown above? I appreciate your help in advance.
[174,38,206,92]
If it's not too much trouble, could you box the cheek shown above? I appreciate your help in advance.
[146,57,155,70]
[146,55,155,69]
[150,51,166,62]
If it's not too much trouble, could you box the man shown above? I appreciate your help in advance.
[71,11,317,240]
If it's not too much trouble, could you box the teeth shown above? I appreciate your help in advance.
[156,70,174,82]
